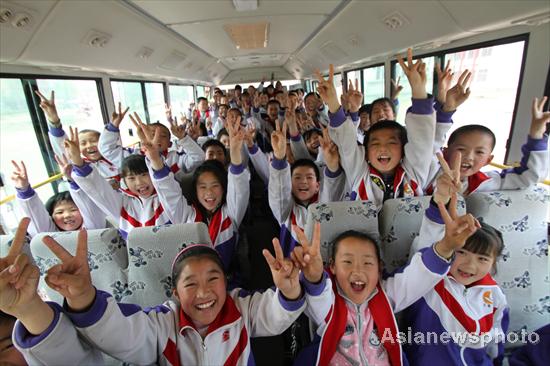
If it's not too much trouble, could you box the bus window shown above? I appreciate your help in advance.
[363,65,385,104]
[0,78,54,201]
[444,41,526,164]
[393,56,435,124]
[169,85,195,114]
[144,82,166,126]
[196,85,206,99]
[111,81,146,144]
[332,72,343,100]
[36,78,104,132]
[345,70,361,89]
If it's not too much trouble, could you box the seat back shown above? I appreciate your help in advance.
[125,223,211,307]
[379,196,466,273]
[304,200,379,264]
[465,185,549,335]
[30,228,128,303]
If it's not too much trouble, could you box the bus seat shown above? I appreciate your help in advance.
[30,228,128,304]
[125,223,211,307]
[465,185,550,337]
[379,196,466,273]
[304,200,379,265]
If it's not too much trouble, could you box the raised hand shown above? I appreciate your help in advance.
[35,90,60,124]
[64,126,84,166]
[397,48,427,99]
[43,229,96,311]
[263,237,301,300]
[390,77,404,101]
[244,122,257,149]
[10,160,30,189]
[128,112,148,145]
[186,119,202,141]
[434,151,461,205]
[529,96,550,139]
[291,223,324,283]
[319,127,339,172]
[443,69,471,112]
[285,105,299,137]
[227,113,244,165]
[436,60,453,104]
[169,116,187,140]
[347,79,363,113]
[315,64,340,113]
[271,119,288,160]
[435,193,480,259]
[111,102,129,128]
[55,153,73,181]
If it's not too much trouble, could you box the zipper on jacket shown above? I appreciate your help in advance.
[356,304,369,366]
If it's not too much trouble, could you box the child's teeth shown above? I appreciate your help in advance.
[196,300,215,309]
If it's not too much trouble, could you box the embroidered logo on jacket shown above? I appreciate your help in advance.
[482,290,493,306]
[222,330,230,342]
[371,175,385,191]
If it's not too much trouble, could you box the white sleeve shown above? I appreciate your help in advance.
[409,199,445,258]
[71,164,123,221]
[232,287,306,337]
[268,159,293,225]
[14,303,105,365]
[47,124,68,159]
[328,108,369,190]
[98,123,134,169]
[302,272,334,330]
[226,163,251,227]
[247,144,270,185]
[68,181,108,230]
[290,135,312,161]
[383,245,451,313]
[15,186,56,236]
[320,167,347,202]
[174,135,206,173]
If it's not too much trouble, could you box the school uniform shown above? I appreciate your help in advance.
[153,163,250,270]
[48,124,120,180]
[328,99,436,209]
[98,122,205,175]
[297,244,453,366]
[15,182,106,237]
[71,163,177,239]
[15,287,308,366]
[406,201,509,366]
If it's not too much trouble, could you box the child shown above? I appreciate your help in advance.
[426,96,550,195]
[35,90,121,184]
[148,115,250,270]
[217,128,231,149]
[357,103,372,144]
[406,155,509,366]
[9,224,314,365]
[11,159,105,237]
[203,138,229,166]
[291,194,480,366]
[67,124,180,239]
[304,92,330,128]
[319,49,436,208]
[268,120,346,256]
[186,96,214,123]
[99,109,205,176]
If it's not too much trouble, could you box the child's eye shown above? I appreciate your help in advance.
[478,257,490,262]
[184,283,197,288]
[209,277,219,282]
[343,260,352,264]
[456,249,465,255]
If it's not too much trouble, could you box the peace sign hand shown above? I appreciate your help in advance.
[263,237,301,300]
[347,79,363,113]
[443,69,471,112]
[434,193,480,259]
[128,112,149,146]
[315,64,340,113]
[55,153,73,181]
[434,151,461,205]
[529,96,550,139]
[169,116,187,140]
[291,223,324,283]
[64,126,84,167]
[320,127,339,172]
[111,102,129,128]
[271,119,288,160]
[35,90,60,125]
[0,218,40,317]
[436,60,453,104]
[11,160,30,189]
[390,77,404,101]
[397,48,427,99]
[43,229,96,311]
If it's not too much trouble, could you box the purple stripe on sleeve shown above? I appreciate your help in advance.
[421,246,451,275]
[324,166,343,178]
[153,165,170,179]
[248,144,259,154]
[229,163,245,175]
[290,133,302,142]
[278,290,305,311]
[64,289,109,328]
[410,97,434,115]
[434,100,454,123]
[425,201,444,225]
[13,302,62,349]
[105,122,120,132]
[328,107,346,127]
[72,163,93,177]
[271,158,288,170]
[48,126,65,138]
[16,186,35,199]
[300,271,327,296]
[349,112,359,122]
[68,180,80,190]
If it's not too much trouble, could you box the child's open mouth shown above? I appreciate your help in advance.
[350,281,366,292]
[137,187,150,195]
[195,300,216,310]
[457,269,474,278]
[377,155,391,165]
[460,163,472,172]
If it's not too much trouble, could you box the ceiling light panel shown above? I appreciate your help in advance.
[223,21,269,50]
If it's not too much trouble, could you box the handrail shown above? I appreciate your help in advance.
[1,160,548,206]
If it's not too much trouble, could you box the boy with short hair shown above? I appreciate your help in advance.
[320,49,436,208]
[426,97,549,194]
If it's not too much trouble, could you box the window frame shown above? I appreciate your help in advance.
[109,78,168,124]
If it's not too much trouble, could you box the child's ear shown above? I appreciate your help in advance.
[314,181,320,193]
[485,154,494,166]
[329,260,335,274]
[172,288,178,299]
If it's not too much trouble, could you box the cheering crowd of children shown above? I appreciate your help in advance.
[2,48,549,365]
